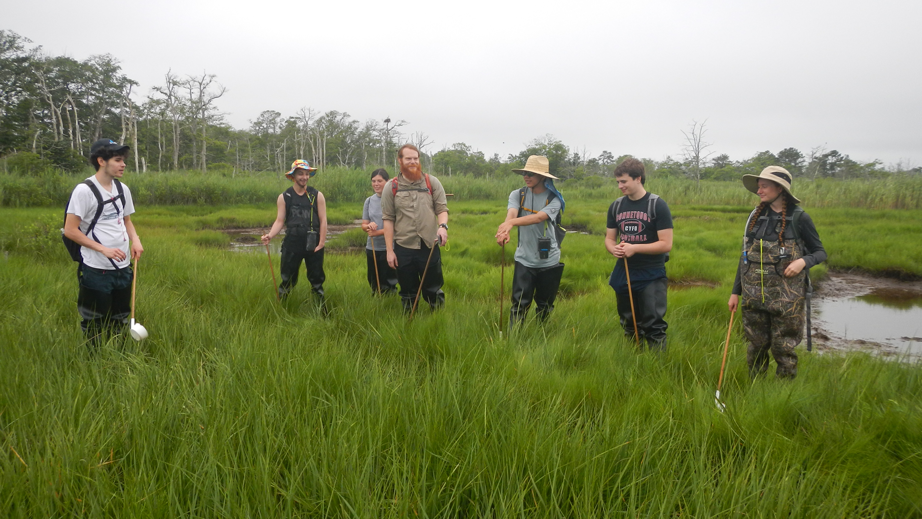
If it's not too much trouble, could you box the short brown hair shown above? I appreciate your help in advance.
[397,144,420,159]
[613,157,645,185]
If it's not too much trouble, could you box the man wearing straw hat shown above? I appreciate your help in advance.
[63,138,144,347]
[261,160,328,307]
[495,155,566,327]
[382,144,449,313]
[605,158,673,351]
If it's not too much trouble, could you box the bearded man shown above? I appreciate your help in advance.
[381,144,449,313]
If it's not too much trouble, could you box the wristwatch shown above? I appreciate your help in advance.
[439,223,449,231]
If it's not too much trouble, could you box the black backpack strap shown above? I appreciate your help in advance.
[647,194,659,221]
[82,180,121,269]
[82,180,106,236]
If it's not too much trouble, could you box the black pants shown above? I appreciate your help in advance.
[279,240,325,301]
[366,249,398,295]
[394,241,444,312]
[616,277,668,350]
[77,263,133,346]
[510,262,564,327]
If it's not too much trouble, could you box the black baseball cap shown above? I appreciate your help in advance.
[90,138,129,155]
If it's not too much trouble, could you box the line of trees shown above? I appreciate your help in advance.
[2,30,919,180]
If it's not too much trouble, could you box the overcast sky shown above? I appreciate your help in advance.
[7,0,921,167]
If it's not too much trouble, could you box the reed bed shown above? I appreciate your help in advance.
[1,193,921,516]
[3,169,922,210]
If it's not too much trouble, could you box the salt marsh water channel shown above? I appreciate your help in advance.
[812,271,922,359]
[225,220,363,254]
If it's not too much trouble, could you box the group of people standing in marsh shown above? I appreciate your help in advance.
[64,140,826,380]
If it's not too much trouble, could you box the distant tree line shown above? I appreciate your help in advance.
[2,30,919,180]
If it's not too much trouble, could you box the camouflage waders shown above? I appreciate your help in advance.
[740,233,806,379]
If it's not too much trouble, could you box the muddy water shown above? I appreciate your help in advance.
[811,272,922,359]
[225,221,364,254]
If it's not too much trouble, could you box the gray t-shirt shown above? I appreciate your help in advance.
[507,188,561,268]
[362,194,386,251]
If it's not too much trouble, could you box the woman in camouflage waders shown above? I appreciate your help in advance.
[728,166,827,379]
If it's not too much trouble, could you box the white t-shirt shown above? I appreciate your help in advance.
[66,176,135,269]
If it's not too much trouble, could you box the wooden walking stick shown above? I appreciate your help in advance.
[372,248,381,294]
[623,254,641,347]
[499,243,506,333]
[265,243,279,301]
[409,239,439,321]
[715,309,736,412]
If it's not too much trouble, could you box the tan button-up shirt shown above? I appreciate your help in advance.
[381,173,449,249]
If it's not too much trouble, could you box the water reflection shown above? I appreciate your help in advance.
[814,290,922,356]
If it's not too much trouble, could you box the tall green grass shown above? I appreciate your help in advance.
[4,169,922,209]
[1,198,921,516]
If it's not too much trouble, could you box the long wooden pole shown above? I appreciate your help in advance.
[265,243,279,301]
[409,239,439,321]
[623,255,640,347]
[499,243,505,333]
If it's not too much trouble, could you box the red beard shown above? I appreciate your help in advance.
[401,162,422,181]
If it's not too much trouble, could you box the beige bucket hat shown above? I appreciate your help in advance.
[512,155,559,180]
[742,166,800,204]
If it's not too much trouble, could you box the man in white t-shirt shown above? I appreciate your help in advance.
[63,139,143,346]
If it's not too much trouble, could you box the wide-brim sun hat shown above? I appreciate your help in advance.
[286,159,318,178]
[742,166,800,204]
[512,155,559,180]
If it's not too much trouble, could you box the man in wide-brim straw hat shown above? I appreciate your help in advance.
[604,157,674,351]
[262,159,328,308]
[729,166,827,379]
[496,155,566,327]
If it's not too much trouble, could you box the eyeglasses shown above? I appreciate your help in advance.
[523,172,537,178]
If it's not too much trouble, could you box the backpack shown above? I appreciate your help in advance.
[62,179,124,262]
[610,193,667,261]
[743,204,804,246]
[518,187,567,246]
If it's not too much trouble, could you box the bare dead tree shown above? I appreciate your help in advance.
[186,72,226,172]
[151,71,185,170]
[682,119,714,185]
[295,107,318,159]
[806,144,827,181]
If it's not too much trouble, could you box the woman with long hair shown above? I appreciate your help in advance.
[362,169,398,295]
[728,166,827,379]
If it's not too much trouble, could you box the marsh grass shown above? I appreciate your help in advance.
[1,191,921,516]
